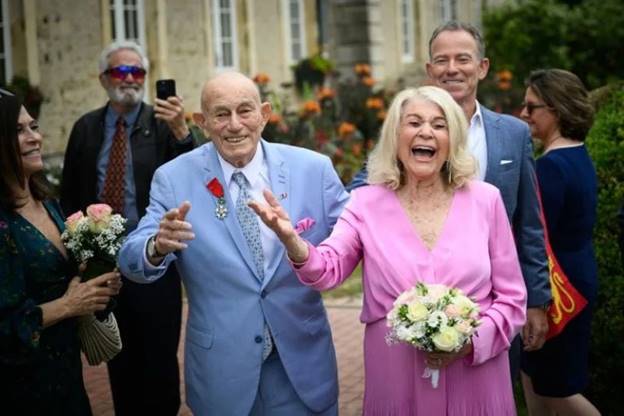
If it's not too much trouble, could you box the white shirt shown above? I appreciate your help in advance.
[467,102,488,180]
[217,144,280,276]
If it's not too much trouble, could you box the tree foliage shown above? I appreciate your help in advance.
[483,0,624,90]
[580,84,624,414]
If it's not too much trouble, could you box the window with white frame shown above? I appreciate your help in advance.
[0,0,12,84]
[212,0,238,69]
[110,0,146,47]
[440,0,457,22]
[283,0,306,63]
[399,0,414,63]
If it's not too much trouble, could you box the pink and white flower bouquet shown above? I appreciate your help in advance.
[61,203,126,280]
[386,282,481,387]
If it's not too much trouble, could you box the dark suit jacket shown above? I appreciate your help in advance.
[60,102,194,218]
[347,105,551,307]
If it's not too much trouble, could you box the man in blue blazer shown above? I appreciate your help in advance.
[349,22,551,376]
[118,71,348,415]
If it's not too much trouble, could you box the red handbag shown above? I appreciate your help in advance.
[536,183,588,340]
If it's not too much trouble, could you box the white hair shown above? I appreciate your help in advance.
[98,40,149,73]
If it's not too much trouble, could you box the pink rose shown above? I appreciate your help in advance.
[455,320,474,335]
[86,204,112,221]
[444,304,462,318]
[86,204,112,231]
[65,211,85,233]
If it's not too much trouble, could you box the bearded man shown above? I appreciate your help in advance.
[60,41,194,416]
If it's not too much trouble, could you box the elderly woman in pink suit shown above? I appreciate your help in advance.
[250,86,527,415]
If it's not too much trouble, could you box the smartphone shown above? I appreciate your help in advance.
[156,79,176,100]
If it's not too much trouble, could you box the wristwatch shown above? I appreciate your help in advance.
[147,235,165,259]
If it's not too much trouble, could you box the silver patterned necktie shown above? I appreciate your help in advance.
[232,172,273,360]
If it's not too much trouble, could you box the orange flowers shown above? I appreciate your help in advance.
[361,76,375,87]
[338,122,356,138]
[366,97,384,110]
[268,113,282,124]
[496,70,513,91]
[317,87,336,101]
[354,64,371,76]
[253,73,271,85]
[301,100,321,116]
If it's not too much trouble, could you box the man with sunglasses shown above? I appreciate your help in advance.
[348,21,551,382]
[60,41,194,416]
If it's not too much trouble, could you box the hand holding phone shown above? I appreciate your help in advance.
[156,79,176,100]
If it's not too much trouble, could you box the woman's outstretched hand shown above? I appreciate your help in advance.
[248,189,309,263]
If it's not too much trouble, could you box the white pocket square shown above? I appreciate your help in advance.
[500,159,513,165]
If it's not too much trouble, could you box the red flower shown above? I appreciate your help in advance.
[207,178,224,198]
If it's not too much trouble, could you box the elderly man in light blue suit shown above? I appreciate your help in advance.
[348,21,551,379]
[118,72,348,415]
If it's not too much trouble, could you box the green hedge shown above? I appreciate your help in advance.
[585,83,624,414]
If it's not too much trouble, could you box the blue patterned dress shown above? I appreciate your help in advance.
[0,200,91,415]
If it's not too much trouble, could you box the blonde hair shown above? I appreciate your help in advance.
[367,86,475,190]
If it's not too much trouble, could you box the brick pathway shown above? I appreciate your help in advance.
[83,298,364,415]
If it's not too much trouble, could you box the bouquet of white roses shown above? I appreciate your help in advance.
[61,203,126,280]
[386,282,481,388]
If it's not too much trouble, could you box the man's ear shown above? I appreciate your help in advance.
[477,57,490,81]
[425,62,434,79]
[192,112,205,127]
[99,73,108,89]
[260,102,272,125]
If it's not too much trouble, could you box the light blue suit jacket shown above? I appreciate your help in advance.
[118,140,349,415]
[347,106,550,307]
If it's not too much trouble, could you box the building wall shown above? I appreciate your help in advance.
[34,0,107,154]
[6,0,490,155]
[157,0,211,113]
[7,0,315,154]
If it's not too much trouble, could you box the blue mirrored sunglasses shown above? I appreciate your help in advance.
[103,65,147,80]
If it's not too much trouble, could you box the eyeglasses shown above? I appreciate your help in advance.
[522,102,548,115]
[103,65,147,81]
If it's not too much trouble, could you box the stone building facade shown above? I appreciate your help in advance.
[1,0,504,154]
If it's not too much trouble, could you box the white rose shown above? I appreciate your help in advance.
[406,301,429,322]
[432,326,461,352]
[427,284,449,302]
[395,288,419,306]
[452,294,478,318]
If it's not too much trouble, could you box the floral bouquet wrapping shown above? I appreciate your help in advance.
[61,203,126,365]
[386,282,481,388]
[61,203,126,281]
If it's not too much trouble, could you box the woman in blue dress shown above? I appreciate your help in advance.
[0,89,122,415]
[519,69,601,415]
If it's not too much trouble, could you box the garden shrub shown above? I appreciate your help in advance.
[584,83,624,414]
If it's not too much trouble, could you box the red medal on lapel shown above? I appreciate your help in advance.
[207,178,228,219]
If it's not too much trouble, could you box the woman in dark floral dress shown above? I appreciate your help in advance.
[0,89,122,415]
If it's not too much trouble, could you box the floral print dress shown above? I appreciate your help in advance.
[0,200,91,415]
